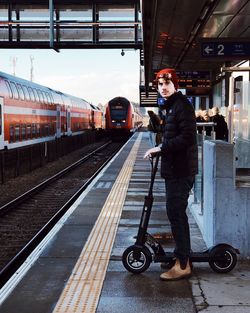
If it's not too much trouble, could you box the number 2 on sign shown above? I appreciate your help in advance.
[217,44,225,55]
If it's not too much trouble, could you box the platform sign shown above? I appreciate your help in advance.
[176,71,211,88]
[201,40,250,58]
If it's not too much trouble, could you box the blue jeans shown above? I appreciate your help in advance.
[165,176,194,267]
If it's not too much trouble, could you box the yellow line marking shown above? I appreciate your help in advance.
[53,133,142,313]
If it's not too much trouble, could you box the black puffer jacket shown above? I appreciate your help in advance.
[160,91,198,179]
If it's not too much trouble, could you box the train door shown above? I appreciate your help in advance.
[60,105,65,134]
[56,104,61,138]
[0,97,4,150]
[66,107,71,135]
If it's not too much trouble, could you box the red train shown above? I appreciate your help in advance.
[105,96,143,134]
[0,71,103,150]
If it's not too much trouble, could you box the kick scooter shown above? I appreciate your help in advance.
[122,153,239,274]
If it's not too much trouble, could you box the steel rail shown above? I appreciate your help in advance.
[0,140,121,288]
[0,141,111,216]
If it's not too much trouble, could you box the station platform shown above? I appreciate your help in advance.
[0,132,249,313]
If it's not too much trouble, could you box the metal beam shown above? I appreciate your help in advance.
[221,66,250,72]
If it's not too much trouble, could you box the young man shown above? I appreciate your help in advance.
[144,68,198,281]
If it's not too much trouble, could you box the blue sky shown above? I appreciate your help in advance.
[0,49,140,106]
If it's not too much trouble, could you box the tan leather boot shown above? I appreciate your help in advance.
[160,259,192,281]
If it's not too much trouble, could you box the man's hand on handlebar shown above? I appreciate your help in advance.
[143,146,161,159]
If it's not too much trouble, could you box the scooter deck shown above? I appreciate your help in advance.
[154,251,210,263]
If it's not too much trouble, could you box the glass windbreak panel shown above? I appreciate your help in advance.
[99,28,134,41]
[12,28,49,41]
[193,141,203,213]
[234,81,250,168]
[0,7,8,21]
[14,8,49,21]
[58,6,92,21]
[213,81,223,107]
[98,5,134,21]
[0,28,8,41]
[59,28,92,41]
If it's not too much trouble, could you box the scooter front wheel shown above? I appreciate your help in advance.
[122,245,152,274]
[209,244,237,273]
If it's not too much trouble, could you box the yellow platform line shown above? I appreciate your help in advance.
[53,133,142,313]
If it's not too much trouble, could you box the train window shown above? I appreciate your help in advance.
[33,89,39,102]
[22,85,30,101]
[44,124,49,136]
[21,124,26,140]
[28,87,35,102]
[32,124,36,137]
[15,125,20,141]
[4,80,13,98]
[37,124,41,137]
[16,84,25,100]
[27,125,31,139]
[9,125,14,142]
[10,82,19,99]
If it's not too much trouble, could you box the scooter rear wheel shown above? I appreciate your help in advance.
[122,245,152,274]
[209,245,237,273]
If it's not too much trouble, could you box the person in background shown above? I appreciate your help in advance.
[144,68,198,281]
[200,110,212,136]
[147,110,162,147]
[210,106,228,141]
[195,110,204,134]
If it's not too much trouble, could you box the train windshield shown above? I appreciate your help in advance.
[110,105,127,120]
[109,97,129,121]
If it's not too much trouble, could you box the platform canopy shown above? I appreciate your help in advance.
[142,0,250,85]
[0,0,142,50]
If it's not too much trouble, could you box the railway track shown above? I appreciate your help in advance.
[0,140,125,287]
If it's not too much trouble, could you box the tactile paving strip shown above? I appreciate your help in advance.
[53,133,142,313]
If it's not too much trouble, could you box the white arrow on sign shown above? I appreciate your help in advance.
[204,45,214,54]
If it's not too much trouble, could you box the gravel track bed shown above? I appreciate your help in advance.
[0,140,108,208]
